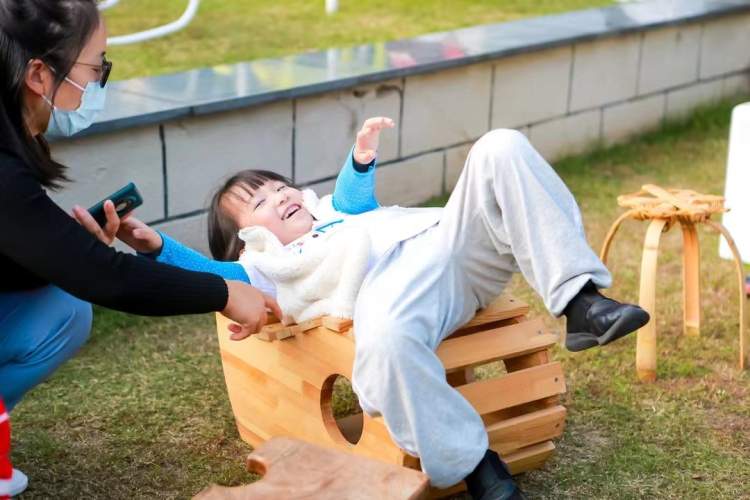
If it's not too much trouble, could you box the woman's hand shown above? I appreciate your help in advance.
[118,216,163,254]
[354,117,395,164]
[72,203,162,254]
[72,201,120,246]
[222,281,283,340]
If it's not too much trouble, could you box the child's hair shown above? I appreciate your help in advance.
[208,169,296,261]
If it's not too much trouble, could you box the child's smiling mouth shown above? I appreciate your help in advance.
[283,204,302,220]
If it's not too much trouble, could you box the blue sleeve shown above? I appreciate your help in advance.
[332,146,380,215]
[144,232,250,283]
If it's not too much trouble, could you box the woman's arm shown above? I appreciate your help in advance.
[111,216,251,283]
[0,156,228,316]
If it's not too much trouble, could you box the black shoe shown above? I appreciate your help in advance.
[464,450,526,500]
[564,282,650,352]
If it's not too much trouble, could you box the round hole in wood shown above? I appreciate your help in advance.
[321,374,364,445]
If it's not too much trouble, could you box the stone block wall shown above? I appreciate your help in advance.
[52,11,750,255]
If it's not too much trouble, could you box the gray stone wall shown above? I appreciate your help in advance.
[51,12,750,255]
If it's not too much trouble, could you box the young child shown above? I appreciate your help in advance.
[122,117,649,500]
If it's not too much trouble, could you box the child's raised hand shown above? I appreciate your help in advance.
[117,216,163,254]
[354,117,395,164]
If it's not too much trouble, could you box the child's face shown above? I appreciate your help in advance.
[222,179,314,245]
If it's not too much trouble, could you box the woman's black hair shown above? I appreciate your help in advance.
[0,0,101,189]
[208,170,296,262]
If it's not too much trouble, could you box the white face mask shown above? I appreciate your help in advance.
[43,76,107,138]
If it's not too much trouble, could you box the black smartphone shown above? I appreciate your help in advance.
[87,182,144,227]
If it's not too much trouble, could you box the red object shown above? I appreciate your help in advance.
[0,398,11,500]
[0,399,11,480]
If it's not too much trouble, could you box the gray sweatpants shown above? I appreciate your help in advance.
[351,129,611,487]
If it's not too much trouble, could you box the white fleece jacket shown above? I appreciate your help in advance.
[238,189,442,324]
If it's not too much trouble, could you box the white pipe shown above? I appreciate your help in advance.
[326,0,338,15]
[107,0,200,46]
[97,0,120,11]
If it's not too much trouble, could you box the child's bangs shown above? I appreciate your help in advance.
[225,170,294,199]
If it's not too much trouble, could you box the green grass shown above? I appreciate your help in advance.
[11,97,750,498]
[102,0,613,80]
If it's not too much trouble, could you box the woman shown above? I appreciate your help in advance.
[0,0,280,492]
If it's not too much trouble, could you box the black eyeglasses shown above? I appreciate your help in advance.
[74,55,113,88]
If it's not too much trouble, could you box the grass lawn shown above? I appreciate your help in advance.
[102,0,613,80]
[11,98,750,499]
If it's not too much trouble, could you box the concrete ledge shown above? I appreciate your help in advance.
[76,0,750,137]
[50,1,750,255]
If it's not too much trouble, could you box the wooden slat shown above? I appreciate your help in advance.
[458,296,529,330]
[502,441,556,475]
[482,397,561,426]
[487,405,566,455]
[504,350,550,372]
[457,363,566,415]
[297,317,322,332]
[322,317,354,332]
[437,318,557,372]
[257,322,300,341]
[445,368,475,387]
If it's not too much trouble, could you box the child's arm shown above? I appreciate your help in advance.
[118,216,250,282]
[332,117,394,215]
[154,233,250,282]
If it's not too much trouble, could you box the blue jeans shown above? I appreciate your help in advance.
[0,286,92,411]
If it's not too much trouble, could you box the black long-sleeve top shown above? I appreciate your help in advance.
[0,149,228,316]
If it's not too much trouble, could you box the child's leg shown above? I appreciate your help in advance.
[352,233,489,488]
[439,128,611,315]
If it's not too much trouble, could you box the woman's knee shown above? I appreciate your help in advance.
[65,296,93,351]
[42,287,93,353]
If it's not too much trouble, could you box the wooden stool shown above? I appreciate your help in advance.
[601,184,748,382]
[215,295,567,497]
[193,437,430,499]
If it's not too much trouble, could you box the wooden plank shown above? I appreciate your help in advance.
[445,368,475,387]
[504,350,550,372]
[193,437,429,500]
[457,363,566,415]
[457,296,529,330]
[487,406,566,455]
[482,397,560,426]
[437,318,557,372]
[236,421,265,448]
[256,322,300,342]
[322,317,354,333]
[297,317,322,333]
[502,441,556,475]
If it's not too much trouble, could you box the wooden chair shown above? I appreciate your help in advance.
[215,295,567,497]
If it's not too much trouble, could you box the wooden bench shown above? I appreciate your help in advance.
[215,295,566,497]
